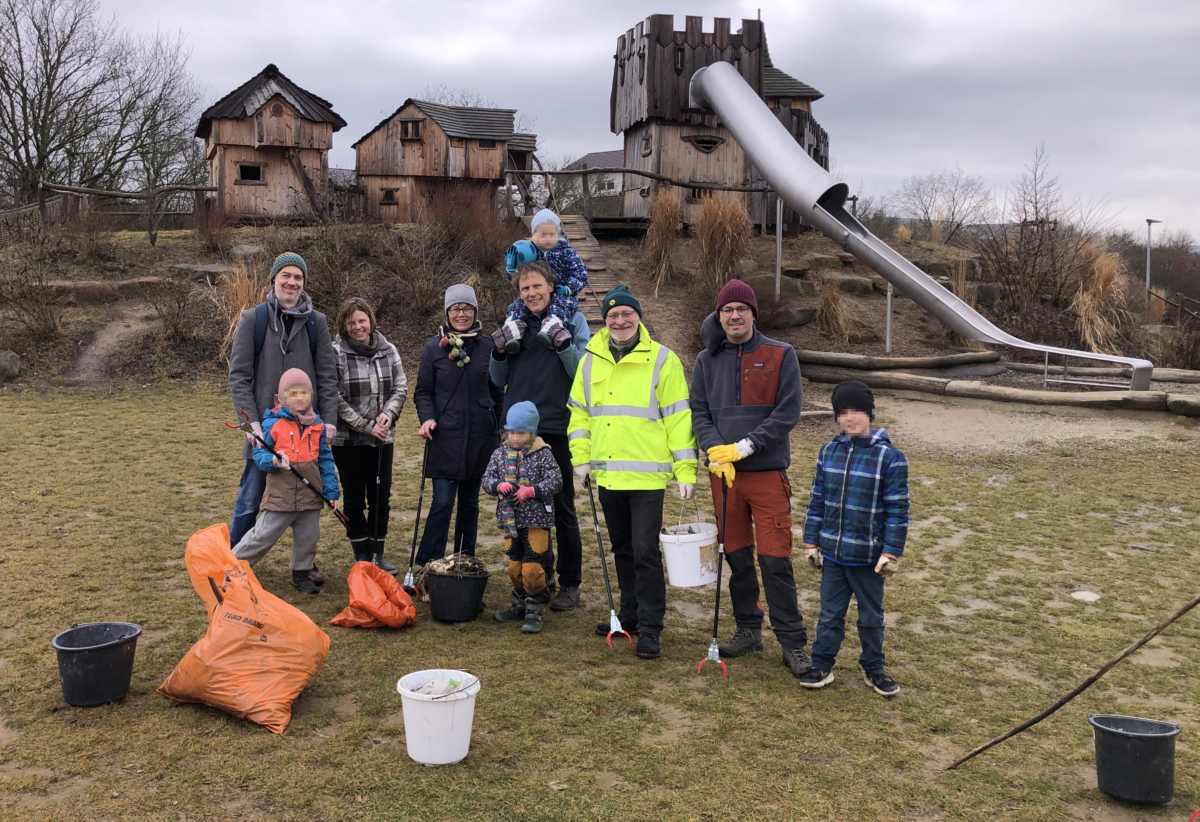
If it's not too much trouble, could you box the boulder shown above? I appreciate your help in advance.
[927,261,954,279]
[828,275,876,296]
[802,252,843,270]
[0,350,19,383]
[115,276,170,296]
[47,280,118,305]
[838,253,857,267]
[791,279,818,297]
[171,263,235,281]
[767,307,816,329]
[780,260,811,279]
[1167,395,1200,417]
[737,258,757,276]
[973,282,1002,308]
[229,244,264,258]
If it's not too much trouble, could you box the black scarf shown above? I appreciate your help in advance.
[344,331,380,359]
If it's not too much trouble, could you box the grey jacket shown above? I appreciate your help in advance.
[228,291,339,459]
[331,332,407,447]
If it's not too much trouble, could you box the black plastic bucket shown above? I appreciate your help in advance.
[1089,714,1181,805]
[51,622,142,707]
[424,572,490,623]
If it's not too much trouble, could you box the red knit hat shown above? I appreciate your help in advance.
[716,279,758,317]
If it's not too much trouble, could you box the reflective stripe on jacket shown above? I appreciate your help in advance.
[567,324,698,490]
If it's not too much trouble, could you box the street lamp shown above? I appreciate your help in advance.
[1146,218,1161,307]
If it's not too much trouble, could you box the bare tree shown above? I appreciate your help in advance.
[889,165,991,246]
[0,0,203,206]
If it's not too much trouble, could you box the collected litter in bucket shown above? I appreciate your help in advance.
[661,514,719,588]
[397,669,481,766]
[420,553,491,623]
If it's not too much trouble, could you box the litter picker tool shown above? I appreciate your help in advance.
[585,476,631,649]
[401,441,430,598]
[697,476,729,678]
[222,410,349,526]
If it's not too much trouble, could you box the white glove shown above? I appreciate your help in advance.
[804,546,822,569]
[679,483,695,501]
[875,554,898,577]
[574,465,591,488]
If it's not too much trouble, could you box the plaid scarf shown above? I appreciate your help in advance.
[498,444,529,539]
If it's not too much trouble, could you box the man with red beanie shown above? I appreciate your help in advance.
[689,279,811,677]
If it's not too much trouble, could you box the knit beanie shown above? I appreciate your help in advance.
[529,209,561,233]
[831,380,875,421]
[275,367,313,408]
[602,284,642,319]
[271,252,308,283]
[444,283,478,311]
[505,239,542,275]
[504,400,540,433]
[716,278,759,318]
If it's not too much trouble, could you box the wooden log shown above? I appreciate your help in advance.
[1005,361,1200,385]
[41,182,216,199]
[799,365,951,394]
[1166,394,1200,417]
[797,350,1000,370]
[944,381,1168,412]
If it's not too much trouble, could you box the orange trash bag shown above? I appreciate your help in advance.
[330,561,417,629]
[157,524,331,734]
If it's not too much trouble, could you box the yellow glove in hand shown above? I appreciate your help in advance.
[875,554,899,577]
[707,443,746,465]
[708,460,736,487]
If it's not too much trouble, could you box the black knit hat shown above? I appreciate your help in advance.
[831,380,874,420]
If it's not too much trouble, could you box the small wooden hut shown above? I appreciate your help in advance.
[195,64,346,221]
[352,100,536,223]
[611,15,829,230]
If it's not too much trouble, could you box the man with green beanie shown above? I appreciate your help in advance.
[228,252,338,550]
[568,285,698,659]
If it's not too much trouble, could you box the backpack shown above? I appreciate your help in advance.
[251,302,320,392]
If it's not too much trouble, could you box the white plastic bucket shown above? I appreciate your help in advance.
[661,522,719,587]
[396,669,481,766]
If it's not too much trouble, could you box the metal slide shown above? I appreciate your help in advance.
[689,62,1154,391]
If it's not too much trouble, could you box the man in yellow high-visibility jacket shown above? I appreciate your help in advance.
[568,285,698,660]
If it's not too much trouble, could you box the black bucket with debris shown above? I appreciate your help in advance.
[421,555,490,623]
[1089,714,1181,804]
[51,622,142,707]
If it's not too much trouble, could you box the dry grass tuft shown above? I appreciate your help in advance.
[815,283,855,343]
[643,189,682,295]
[946,259,983,349]
[209,258,268,362]
[1071,251,1129,354]
[1148,287,1169,323]
[929,220,945,245]
[693,194,751,291]
[893,223,912,244]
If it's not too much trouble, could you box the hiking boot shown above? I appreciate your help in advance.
[351,539,373,564]
[864,670,900,697]
[635,631,661,659]
[799,668,834,689]
[292,570,320,595]
[549,586,580,612]
[521,599,544,634]
[595,620,638,637]
[782,646,813,677]
[718,627,763,658]
[307,565,325,587]
[493,593,526,623]
[370,539,397,574]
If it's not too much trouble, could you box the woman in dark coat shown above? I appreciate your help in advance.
[413,284,504,564]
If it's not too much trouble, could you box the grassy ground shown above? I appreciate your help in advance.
[1,382,1199,821]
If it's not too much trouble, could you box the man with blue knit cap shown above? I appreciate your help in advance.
[227,252,339,555]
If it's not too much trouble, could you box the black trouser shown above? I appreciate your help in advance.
[542,433,583,589]
[598,487,665,634]
[725,549,808,649]
[331,444,393,543]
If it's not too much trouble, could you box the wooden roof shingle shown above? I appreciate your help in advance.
[352,100,522,149]
[195,64,346,138]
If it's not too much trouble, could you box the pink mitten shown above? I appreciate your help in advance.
[497,482,515,496]
[514,485,536,503]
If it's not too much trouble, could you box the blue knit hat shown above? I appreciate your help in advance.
[530,209,561,233]
[271,252,308,283]
[505,240,542,275]
[504,400,540,433]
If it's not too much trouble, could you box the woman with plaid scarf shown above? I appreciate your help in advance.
[331,298,407,572]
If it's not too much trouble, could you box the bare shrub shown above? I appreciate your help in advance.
[0,241,62,339]
[893,223,912,244]
[693,195,751,291]
[889,166,991,246]
[1070,251,1129,354]
[208,258,268,362]
[195,208,234,254]
[61,209,113,261]
[1148,287,1169,323]
[929,220,944,246]
[303,224,379,315]
[146,277,202,341]
[815,284,854,343]
[643,189,681,295]
[945,259,982,349]
[1155,321,1200,370]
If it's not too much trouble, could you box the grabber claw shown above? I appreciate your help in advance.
[606,610,632,649]
[696,640,727,678]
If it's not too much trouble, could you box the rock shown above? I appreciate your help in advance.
[737,258,757,275]
[780,260,811,279]
[171,263,234,281]
[927,262,954,279]
[802,252,843,270]
[114,276,170,296]
[767,307,816,329]
[0,350,19,383]
[828,275,876,296]
[229,244,264,258]
[838,253,857,267]
[745,274,782,306]
[973,282,1002,308]
[792,280,818,297]
[1167,395,1200,417]
[47,280,119,305]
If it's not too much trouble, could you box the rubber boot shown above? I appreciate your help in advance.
[521,599,544,634]
[371,538,397,574]
[494,592,525,623]
[351,538,373,564]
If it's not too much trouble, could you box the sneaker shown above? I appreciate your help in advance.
[521,599,544,634]
[291,570,320,595]
[549,586,580,612]
[717,627,763,658]
[595,620,638,637]
[782,646,813,677]
[864,671,900,697]
[799,668,834,689]
[493,593,525,623]
[635,631,661,659]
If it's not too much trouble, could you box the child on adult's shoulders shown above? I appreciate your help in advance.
[799,380,909,697]
[494,209,589,352]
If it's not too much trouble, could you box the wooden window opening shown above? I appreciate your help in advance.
[235,163,266,185]
[675,46,685,75]
[638,49,646,84]
[398,119,423,141]
[381,188,398,204]
[641,134,653,157]
[682,135,725,154]
[477,139,497,149]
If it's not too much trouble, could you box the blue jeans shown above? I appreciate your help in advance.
[229,459,267,549]
[810,561,886,674]
[416,477,483,565]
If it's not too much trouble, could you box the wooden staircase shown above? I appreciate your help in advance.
[521,214,620,330]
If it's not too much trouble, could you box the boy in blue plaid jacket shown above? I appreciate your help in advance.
[800,381,909,696]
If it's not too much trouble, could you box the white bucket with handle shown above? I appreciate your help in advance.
[660,501,719,588]
[396,669,481,765]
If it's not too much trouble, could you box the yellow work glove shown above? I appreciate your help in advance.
[708,460,736,487]
[875,554,899,577]
[707,439,754,466]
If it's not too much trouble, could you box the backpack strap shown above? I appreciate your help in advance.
[307,313,319,360]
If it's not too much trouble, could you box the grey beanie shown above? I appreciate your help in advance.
[444,284,478,311]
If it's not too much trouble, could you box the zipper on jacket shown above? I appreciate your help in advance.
[735,343,743,405]
[835,441,854,560]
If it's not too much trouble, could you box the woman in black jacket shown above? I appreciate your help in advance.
[413,284,504,564]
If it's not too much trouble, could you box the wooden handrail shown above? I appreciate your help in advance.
[39,182,216,200]
[506,166,769,194]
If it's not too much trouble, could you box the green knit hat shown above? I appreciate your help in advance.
[270,252,308,283]
[602,284,642,319]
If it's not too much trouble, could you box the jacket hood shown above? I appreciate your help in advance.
[701,311,762,355]
[528,435,550,454]
[833,428,892,448]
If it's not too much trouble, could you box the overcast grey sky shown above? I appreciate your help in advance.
[107,0,1200,235]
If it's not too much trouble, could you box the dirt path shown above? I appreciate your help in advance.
[67,302,160,385]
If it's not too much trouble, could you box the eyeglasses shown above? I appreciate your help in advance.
[607,310,639,322]
[719,306,753,317]
[448,306,475,315]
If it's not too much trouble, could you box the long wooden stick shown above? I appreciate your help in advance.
[946,592,1200,770]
